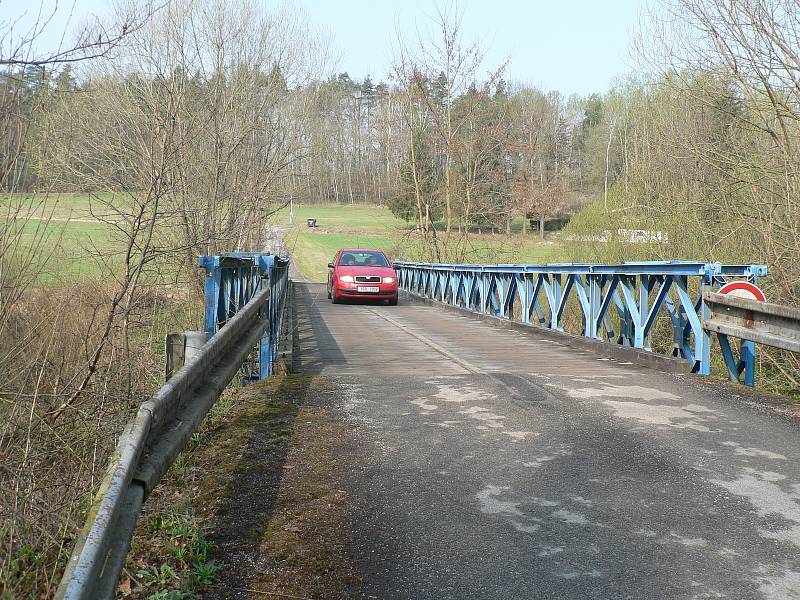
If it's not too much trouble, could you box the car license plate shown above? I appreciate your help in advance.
[357,286,380,293]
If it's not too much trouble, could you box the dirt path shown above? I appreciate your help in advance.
[196,375,362,599]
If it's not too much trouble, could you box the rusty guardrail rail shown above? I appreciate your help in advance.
[703,292,800,383]
[55,254,290,600]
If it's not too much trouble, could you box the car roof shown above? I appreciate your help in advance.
[339,248,387,253]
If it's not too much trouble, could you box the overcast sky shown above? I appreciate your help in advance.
[3,0,645,95]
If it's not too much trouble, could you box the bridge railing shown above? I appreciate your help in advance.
[394,260,768,384]
[703,292,800,383]
[55,253,290,600]
[200,252,290,380]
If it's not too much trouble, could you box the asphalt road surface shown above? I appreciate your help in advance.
[293,282,800,600]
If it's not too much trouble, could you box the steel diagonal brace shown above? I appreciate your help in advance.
[644,276,673,338]
[681,294,703,343]
[542,275,559,329]
[466,274,478,309]
[529,274,546,325]
[503,275,518,319]
[466,272,475,308]
[572,275,591,336]
[486,274,500,315]
[556,274,576,327]
[612,285,633,345]
[717,334,746,382]
[595,276,618,341]
[674,278,710,374]
[664,296,693,362]
[515,274,529,323]
[618,276,646,347]
[480,273,490,313]
[493,275,504,316]
[454,273,465,306]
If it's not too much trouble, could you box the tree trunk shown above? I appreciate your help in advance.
[604,119,616,209]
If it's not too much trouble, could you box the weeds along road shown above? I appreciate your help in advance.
[204,282,800,600]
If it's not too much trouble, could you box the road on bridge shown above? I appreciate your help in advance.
[207,282,800,600]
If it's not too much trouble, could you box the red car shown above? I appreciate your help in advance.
[327,248,399,305]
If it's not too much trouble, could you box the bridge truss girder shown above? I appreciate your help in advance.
[395,261,767,385]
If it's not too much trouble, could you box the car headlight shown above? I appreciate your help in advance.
[339,275,354,282]
[382,277,395,283]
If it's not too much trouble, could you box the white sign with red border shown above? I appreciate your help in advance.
[717,281,766,302]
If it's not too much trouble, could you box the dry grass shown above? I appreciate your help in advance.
[0,284,201,598]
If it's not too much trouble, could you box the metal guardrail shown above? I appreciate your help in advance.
[394,260,768,382]
[55,254,290,600]
[703,292,800,384]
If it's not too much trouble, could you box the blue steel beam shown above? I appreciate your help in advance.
[394,260,768,385]
[199,252,289,381]
[394,261,767,278]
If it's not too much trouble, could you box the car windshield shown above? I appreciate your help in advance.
[338,251,389,267]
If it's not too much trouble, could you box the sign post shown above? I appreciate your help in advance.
[716,281,766,385]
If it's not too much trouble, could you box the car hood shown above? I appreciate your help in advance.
[336,265,397,278]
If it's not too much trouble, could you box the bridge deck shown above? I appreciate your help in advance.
[211,283,800,599]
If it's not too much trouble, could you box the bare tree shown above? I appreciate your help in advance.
[394,2,487,233]
[0,1,332,595]
[626,0,800,382]
[509,87,572,238]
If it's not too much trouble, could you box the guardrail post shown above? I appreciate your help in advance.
[740,339,756,385]
[165,331,208,381]
[698,284,712,376]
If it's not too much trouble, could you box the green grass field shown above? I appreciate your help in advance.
[277,203,566,282]
[4,195,567,287]
[273,203,408,233]
[7,218,117,286]
[3,193,182,286]
[1,192,120,221]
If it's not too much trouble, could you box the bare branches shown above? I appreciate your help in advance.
[0,1,161,67]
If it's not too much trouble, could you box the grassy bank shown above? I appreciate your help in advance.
[3,193,119,286]
[122,374,361,598]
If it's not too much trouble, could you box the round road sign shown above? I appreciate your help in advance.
[717,281,766,302]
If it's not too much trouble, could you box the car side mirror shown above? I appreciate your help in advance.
[327,262,334,269]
